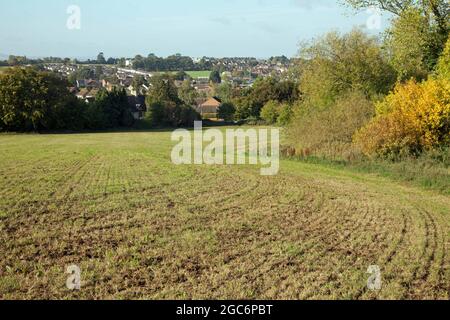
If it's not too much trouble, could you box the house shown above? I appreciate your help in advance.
[197,97,222,118]
[75,88,98,103]
[127,95,147,120]
[86,79,101,89]
[76,79,86,88]
[76,88,90,99]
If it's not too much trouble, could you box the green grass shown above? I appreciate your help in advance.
[287,153,450,195]
[152,70,211,79]
[0,130,448,299]
[185,70,211,79]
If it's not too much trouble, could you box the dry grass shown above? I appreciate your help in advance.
[0,130,448,299]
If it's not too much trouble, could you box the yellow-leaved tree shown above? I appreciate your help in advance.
[354,77,450,157]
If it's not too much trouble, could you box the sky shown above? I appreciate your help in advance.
[0,0,391,59]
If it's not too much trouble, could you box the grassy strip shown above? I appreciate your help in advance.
[285,151,450,195]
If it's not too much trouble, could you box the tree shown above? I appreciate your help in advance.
[217,102,236,121]
[436,36,450,78]
[298,28,396,107]
[106,57,116,65]
[178,80,198,106]
[174,71,188,81]
[343,0,449,71]
[209,70,222,84]
[214,82,233,102]
[385,7,448,80]
[95,65,104,79]
[232,77,300,120]
[354,78,450,157]
[260,100,281,124]
[144,102,165,126]
[97,52,107,64]
[0,68,85,131]
[277,103,294,126]
[146,75,181,106]
[132,75,147,95]
[145,75,200,127]
[93,88,132,128]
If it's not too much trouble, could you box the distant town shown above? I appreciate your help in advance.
[0,53,292,119]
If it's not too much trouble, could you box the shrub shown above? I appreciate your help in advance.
[277,103,294,126]
[217,102,236,121]
[354,78,450,157]
[288,90,374,159]
[260,100,281,124]
[145,101,200,127]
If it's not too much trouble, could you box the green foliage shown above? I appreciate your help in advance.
[217,102,236,121]
[132,75,147,95]
[178,80,198,106]
[260,100,281,124]
[144,102,165,127]
[232,77,299,120]
[144,75,200,127]
[209,70,222,84]
[277,103,294,126]
[0,67,85,131]
[133,53,212,72]
[93,88,133,128]
[288,90,375,159]
[436,37,450,78]
[385,7,446,80]
[97,52,107,64]
[298,29,396,107]
[174,71,188,81]
[344,0,449,77]
[146,74,181,106]
[214,82,233,102]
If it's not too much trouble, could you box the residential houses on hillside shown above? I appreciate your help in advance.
[43,56,290,120]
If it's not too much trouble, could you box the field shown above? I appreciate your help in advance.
[0,130,448,299]
[152,70,211,79]
[0,67,10,74]
[185,70,211,79]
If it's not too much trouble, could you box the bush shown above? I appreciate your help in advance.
[288,90,375,159]
[277,103,294,126]
[217,102,236,121]
[260,100,281,124]
[354,78,450,157]
[145,101,200,127]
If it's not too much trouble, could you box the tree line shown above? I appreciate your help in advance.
[0,68,134,132]
[132,54,212,72]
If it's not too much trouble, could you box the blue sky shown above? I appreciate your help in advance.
[0,0,390,59]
